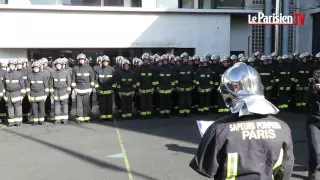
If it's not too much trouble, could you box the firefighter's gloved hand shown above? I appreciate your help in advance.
[89,88,93,95]
[314,83,320,90]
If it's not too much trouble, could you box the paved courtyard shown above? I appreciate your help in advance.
[0,107,310,180]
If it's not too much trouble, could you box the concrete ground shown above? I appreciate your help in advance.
[0,106,310,180]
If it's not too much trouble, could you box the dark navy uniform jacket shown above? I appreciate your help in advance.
[190,113,294,180]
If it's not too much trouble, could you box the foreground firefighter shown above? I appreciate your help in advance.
[4,60,26,127]
[72,54,95,123]
[26,61,49,125]
[190,62,294,180]
[50,58,71,124]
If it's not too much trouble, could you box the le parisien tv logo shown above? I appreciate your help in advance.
[248,12,305,25]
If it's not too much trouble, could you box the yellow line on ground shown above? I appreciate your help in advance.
[113,118,133,180]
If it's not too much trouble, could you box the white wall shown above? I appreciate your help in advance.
[156,0,178,8]
[142,0,157,8]
[0,8,231,56]
[230,15,250,56]
[0,49,28,62]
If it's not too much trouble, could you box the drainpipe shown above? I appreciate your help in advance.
[264,0,272,55]
[275,0,281,55]
[282,0,290,54]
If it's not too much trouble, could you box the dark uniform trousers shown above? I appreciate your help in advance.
[54,95,69,122]
[159,89,172,115]
[76,93,91,121]
[277,84,291,110]
[99,90,113,120]
[31,100,45,123]
[198,88,211,113]
[178,85,192,115]
[68,94,72,113]
[22,96,31,121]
[140,89,153,117]
[295,85,309,112]
[0,97,7,120]
[120,92,133,118]
[307,120,320,180]
[5,91,23,124]
[172,89,179,112]
[217,90,229,113]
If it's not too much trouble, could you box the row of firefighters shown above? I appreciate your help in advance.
[0,50,318,127]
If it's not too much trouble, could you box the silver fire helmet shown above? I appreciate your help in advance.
[219,62,279,116]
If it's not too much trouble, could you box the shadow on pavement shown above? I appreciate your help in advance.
[165,144,197,155]
[293,165,309,172]
[291,173,308,180]
[2,128,158,180]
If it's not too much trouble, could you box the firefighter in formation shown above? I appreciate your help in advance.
[0,51,318,127]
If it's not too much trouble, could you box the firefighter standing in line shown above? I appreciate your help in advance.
[65,58,74,114]
[216,56,229,113]
[176,52,193,116]
[195,57,213,114]
[16,59,30,122]
[190,62,294,180]
[95,55,116,121]
[247,57,256,68]
[294,53,311,112]
[257,55,274,102]
[50,58,72,124]
[4,60,26,127]
[26,61,49,125]
[274,54,294,111]
[114,56,123,113]
[41,58,54,118]
[192,55,201,112]
[117,60,136,120]
[209,55,220,112]
[72,53,95,123]
[156,54,175,118]
[0,62,7,123]
[136,53,156,119]
[172,56,181,113]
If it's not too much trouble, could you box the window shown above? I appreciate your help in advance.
[103,0,123,6]
[63,0,101,6]
[30,0,54,5]
[251,26,264,54]
[131,0,141,7]
[252,0,264,5]
[290,0,295,6]
[288,10,296,53]
[0,0,7,4]
[179,0,194,9]
[200,0,213,9]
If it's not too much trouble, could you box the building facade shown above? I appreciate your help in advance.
[0,0,308,61]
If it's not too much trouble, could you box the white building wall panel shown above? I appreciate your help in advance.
[156,0,178,8]
[296,10,313,53]
[0,49,28,62]
[0,10,231,56]
[230,15,250,56]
